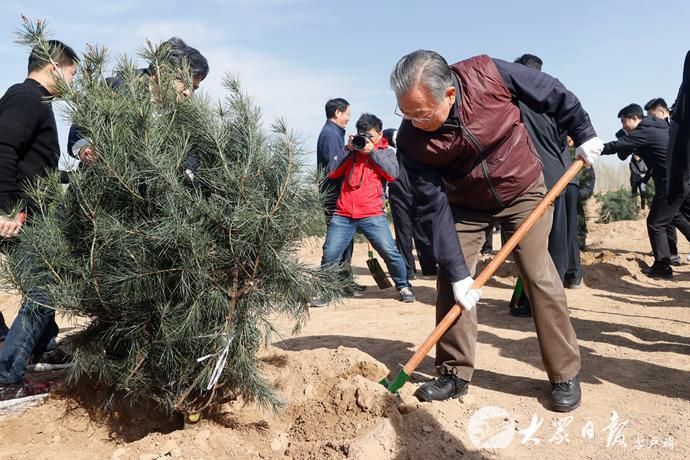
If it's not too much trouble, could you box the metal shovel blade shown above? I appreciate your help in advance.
[367,250,392,289]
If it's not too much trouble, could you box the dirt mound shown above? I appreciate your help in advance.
[0,347,438,459]
[580,250,642,289]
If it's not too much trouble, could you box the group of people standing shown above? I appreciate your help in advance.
[312,98,440,307]
[1,29,684,417]
[604,98,690,278]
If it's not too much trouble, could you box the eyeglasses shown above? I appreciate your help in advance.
[394,98,445,124]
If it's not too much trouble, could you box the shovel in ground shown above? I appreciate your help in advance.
[380,159,586,393]
[509,276,524,310]
[367,243,393,289]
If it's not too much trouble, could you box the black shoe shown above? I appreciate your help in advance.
[510,297,532,317]
[564,274,583,289]
[31,348,72,366]
[408,273,417,281]
[510,304,532,317]
[565,277,583,289]
[670,255,681,266]
[551,375,581,412]
[643,263,673,279]
[414,371,469,402]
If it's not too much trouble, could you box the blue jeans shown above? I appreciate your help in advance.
[0,288,57,384]
[321,215,409,289]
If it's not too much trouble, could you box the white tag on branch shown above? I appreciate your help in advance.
[206,337,232,391]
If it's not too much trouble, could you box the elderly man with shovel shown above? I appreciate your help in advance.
[389,50,603,412]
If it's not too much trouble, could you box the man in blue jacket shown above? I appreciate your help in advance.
[314,98,363,303]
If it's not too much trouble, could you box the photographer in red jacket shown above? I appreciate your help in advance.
[312,113,416,306]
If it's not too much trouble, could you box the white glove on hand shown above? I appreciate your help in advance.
[575,137,604,167]
[452,276,482,311]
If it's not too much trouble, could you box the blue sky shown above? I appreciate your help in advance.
[1,0,688,171]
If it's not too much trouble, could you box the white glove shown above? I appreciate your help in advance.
[575,137,604,167]
[452,276,482,311]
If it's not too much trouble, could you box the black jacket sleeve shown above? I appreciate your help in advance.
[67,125,89,159]
[493,59,597,146]
[579,168,596,201]
[401,150,470,282]
[0,92,43,213]
[601,129,649,159]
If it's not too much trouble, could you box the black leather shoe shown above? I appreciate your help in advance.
[510,304,532,317]
[564,275,583,289]
[510,297,532,317]
[551,375,581,412]
[642,263,673,279]
[414,372,469,402]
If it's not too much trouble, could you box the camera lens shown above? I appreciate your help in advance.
[352,135,367,151]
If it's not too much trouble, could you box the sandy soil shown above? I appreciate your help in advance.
[0,208,688,459]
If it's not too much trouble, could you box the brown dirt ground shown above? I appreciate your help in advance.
[0,206,688,459]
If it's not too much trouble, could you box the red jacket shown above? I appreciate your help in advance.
[328,138,398,219]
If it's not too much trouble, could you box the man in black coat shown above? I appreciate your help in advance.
[0,40,78,401]
[509,54,570,316]
[602,103,690,278]
[384,128,437,280]
[667,51,690,203]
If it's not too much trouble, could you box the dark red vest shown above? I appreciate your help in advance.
[397,55,542,210]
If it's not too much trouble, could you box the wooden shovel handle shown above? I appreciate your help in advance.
[402,159,586,375]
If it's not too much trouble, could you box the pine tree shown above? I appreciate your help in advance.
[3,18,345,415]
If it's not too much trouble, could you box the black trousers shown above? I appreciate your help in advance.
[564,184,582,282]
[667,211,690,257]
[389,195,437,277]
[647,188,690,265]
[549,193,569,282]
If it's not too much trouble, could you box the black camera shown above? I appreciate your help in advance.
[352,132,372,151]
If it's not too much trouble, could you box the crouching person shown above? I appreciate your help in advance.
[313,113,416,306]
